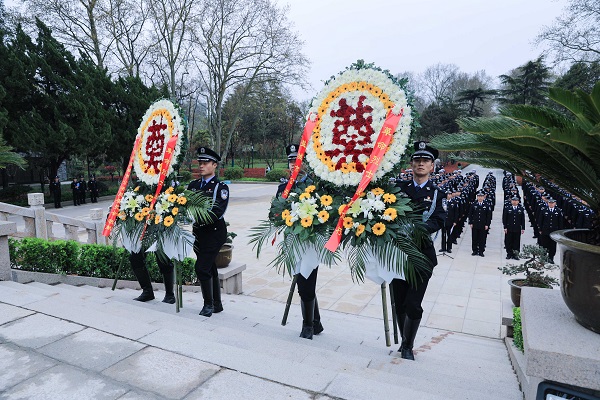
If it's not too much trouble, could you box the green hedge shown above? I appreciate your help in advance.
[266,168,288,182]
[9,237,197,284]
[513,307,523,352]
[223,166,244,180]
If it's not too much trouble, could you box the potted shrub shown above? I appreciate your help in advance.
[499,245,558,307]
[215,223,237,268]
[431,83,600,333]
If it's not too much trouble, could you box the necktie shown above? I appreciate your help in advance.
[415,185,421,193]
[200,180,206,189]
[513,207,516,211]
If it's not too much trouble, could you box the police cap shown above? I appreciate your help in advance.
[411,141,439,161]
[197,146,221,162]
[286,144,299,160]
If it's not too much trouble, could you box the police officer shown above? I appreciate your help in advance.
[537,198,563,263]
[503,196,525,259]
[392,141,446,360]
[88,174,99,203]
[71,177,80,206]
[277,144,322,340]
[469,190,492,256]
[78,175,87,204]
[188,147,229,317]
[49,176,62,208]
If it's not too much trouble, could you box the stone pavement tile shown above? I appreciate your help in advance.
[326,372,443,400]
[425,314,464,332]
[439,281,472,297]
[329,300,365,314]
[452,262,476,273]
[38,328,145,372]
[431,303,467,319]
[447,270,475,281]
[185,370,313,400]
[359,303,386,319]
[0,343,56,392]
[0,303,34,327]
[0,284,48,307]
[435,293,469,307]
[103,347,220,399]
[116,390,164,400]
[462,319,501,338]
[0,313,84,349]
[1,364,128,400]
[249,287,280,300]
[465,306,501,324]
[467,297,502,312]
[469,287,501,301]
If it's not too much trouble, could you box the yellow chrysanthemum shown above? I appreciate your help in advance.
[373,222,386,236]
[383,193,397,204]
[299,192,311,200]
[177,196,187,205]
[163,215,174,227]
[371,188,385,196]
[282,209,290,220]
[285,216,294,227]
[154,215,162,225]
[338,204,347,215]
[145,194,154,202]
[305,185,316,193]
[166,187,174,194]
[134,212,144,221]
[343,217,353,229]
[318,210,329,222]
[168,194,177,203]
[171,207,179,216]
[320,195,333,206]
[356,224,365,236]
[301,216,313,228]
[141,207,151,216]
[384,208,398,221]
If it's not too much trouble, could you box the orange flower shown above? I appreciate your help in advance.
[171,207,179,216]
[384,208,397,221]
[141,207,151,216]
[285,216,294,226]
[154,215,162,225]
[338,204,347,215]
[305,185,316,193]
[281,209,290,220]
[372,222,386,236]
[145,194,154,202]
[301,216,313,228]
[163,215,174,227]
[177,196,187,205]
[299,192,310,200]
[318,210,329,222]
[167,194,177,203]
[371,187,385,196]
[320,195,333,206]
[134,212,144,221]
[166,187,174,194]
[343,216,353,229]
[383,193,397,204]
[356,224,365,236]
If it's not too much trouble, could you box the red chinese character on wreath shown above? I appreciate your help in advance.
[144,118,167,172]
[324,95,374,172]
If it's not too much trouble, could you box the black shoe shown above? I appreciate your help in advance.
[512,255,520,260]
[300,325,314,339]
[300,299,315,340]
[399,317,421,361]
[199,304,214,317]
[472,252,478,256]
[162,294,176,304]
[133,291,155,302]
[439,248,446,252]
[506,255,511,259]
[479,253,485,257]
[453,240,458,244]
[213,302,224,313]
[400,347,415,361]
[446,249,452,253]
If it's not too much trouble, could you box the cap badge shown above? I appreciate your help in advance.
[200,148,205,153]
[419,142,426,149]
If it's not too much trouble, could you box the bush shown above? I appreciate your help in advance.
[266,168,288,182]
[223,166,244,180]
[0,185,32,204]
[513,307,523,352]
[9,237,196,282]
[180,170,192,182]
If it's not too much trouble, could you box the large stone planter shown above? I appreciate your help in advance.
[551,229,600,334]
[215,243,233,268]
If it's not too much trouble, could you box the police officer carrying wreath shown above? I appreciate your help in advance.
[392,141,446,360]
[188,146,229,317]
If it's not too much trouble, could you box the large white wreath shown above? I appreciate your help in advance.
[133,99,184,185]
[305,67,413,187]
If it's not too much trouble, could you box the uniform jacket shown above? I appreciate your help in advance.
[468,201,492,229]
[502,204,525,232]
[537,207,564,235]
[187,176,229,249]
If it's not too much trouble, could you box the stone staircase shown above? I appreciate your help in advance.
[0,281,523,399]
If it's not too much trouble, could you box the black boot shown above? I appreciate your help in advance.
[130,253,155,302]
[400,317,421,361]
[313,298,324,335]
[212,275,223,313]
[396,313,406,352]
[199,279,214,317]
[161,269,175,304]
[300,299,315,339]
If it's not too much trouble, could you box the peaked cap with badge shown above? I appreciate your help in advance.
[197,146,221,163]
[411,141,439,161]
[286,144,299,161]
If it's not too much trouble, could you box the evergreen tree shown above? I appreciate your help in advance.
[417,100,461,140]
[497,57,552,106]
[553,61,600,93]
[455,88,497,117]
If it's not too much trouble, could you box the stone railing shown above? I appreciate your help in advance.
[0,193,107,245]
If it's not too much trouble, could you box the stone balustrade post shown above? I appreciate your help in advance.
[0,221,17,281]
[27,193,47,240]
[90,208,107,245]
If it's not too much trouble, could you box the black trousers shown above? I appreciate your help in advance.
[505,231,521,257]
[129,251,173,275]
[90,190,98,203]
[540,234,557,260]
[193,221,227,281]
[391,278,429,320]
[297,267,318,302]
[471,227,487,254]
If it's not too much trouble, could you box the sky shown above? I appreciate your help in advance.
[276,0,568,101]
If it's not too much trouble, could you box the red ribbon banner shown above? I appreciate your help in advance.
[324,108,404,252]
[102,135,143,237]
[281,114,317,199]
